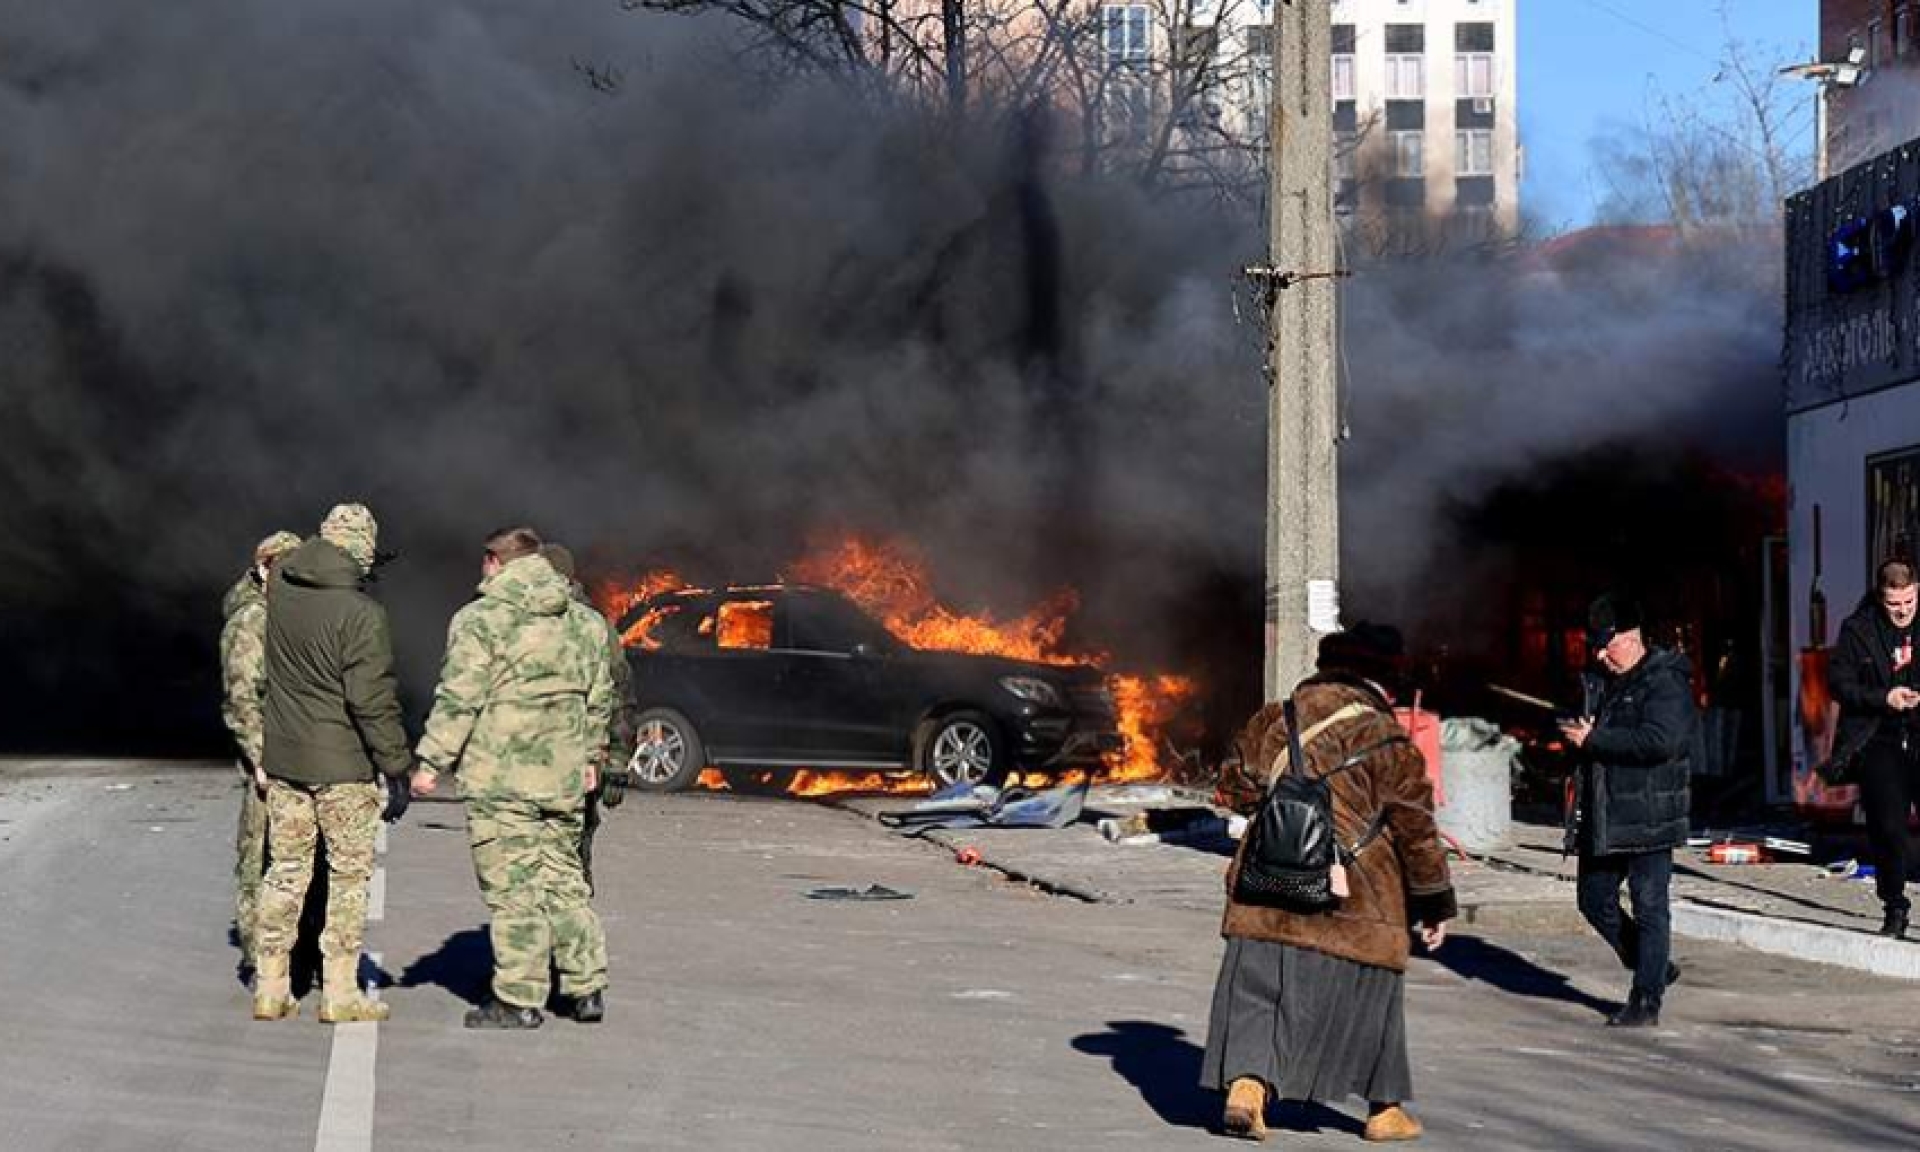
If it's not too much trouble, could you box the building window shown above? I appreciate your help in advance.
[1387,54,1425,98]
[1392,130,1424,177]
[1333,54,1356,99]
[1898,6,1914,57]
[1455,53,1493,97]
[1455,128,1493,176]
[1335,131,1358,181]
[1456,22,1494,53]
[1869,20,1882,69]
[1103,4,1150,68]
[1385,24,1424,53]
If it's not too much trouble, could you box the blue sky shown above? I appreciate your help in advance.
[1520,0,1818,227]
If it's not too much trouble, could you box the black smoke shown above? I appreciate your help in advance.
[0,2,1782,754]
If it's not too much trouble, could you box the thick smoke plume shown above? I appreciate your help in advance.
[0,2,1781,752]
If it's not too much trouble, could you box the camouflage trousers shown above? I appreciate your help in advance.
[467,795,607,1009]
[256,779,381,962]
[233,772,270,964]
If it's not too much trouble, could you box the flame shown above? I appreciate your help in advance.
[593,569,688,631]
[789,535,1193,790]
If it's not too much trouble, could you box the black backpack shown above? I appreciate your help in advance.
[1232,696,1408,912]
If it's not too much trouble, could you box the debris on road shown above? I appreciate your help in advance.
[804,884,914,902]
[878,779,1088,833]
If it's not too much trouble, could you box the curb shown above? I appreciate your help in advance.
[1672,900,1920,981]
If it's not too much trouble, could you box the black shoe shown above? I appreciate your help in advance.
[1664,962,1683,988]
[567,990,605,1024]
[464,999,544,1030]
[1607,995,1661,1029]
[1880,908,1910,939]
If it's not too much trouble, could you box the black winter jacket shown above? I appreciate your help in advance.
[262,538,412,786]
[1570,647,1696,856]
[1828,598,1920,766]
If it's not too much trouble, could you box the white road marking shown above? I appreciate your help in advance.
[315,834,387,1152]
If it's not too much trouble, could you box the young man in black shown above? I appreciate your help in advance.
[1830,559,1920,938]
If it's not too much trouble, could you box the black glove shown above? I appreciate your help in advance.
[382,774,412,823]
[600,764,629,809]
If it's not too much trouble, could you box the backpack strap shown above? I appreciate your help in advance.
[1267,700,1373,786]
[1325,734,1412,862]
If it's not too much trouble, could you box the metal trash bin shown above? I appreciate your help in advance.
[1437,717,1519,853]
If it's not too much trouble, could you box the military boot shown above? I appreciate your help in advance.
[317,956,389,1024]
[251,954,299,1021]
[1222,1077,1268,1142]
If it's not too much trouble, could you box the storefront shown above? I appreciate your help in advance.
[1783,134,1920,810]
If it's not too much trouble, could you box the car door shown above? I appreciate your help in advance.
[772,592,913,766]
[641,594,798,760]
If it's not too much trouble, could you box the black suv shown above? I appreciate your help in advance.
[617,585,1124,792]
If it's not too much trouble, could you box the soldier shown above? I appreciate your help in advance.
[411,527,615,1029]
[219,529,302,977]
[253,503,413,1023]
[539,542,637,891]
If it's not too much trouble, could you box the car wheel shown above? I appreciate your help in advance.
[917,711,1006,790]
[628,707,707,793]
[718,767,788,797]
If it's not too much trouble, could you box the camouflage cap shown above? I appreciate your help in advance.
[253,530,303,567]
[319,503,379,572]
[540,543,577,581]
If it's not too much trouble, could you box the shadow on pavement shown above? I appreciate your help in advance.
[398,928,493,1007]
[1071,1021,1368,1138]
[1072,1021,1213,1131]
[1430,934,1616,1017]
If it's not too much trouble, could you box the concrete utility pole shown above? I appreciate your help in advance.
[1259,0,1340,699]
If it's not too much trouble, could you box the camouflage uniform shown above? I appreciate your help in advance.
[219,530,302,968]
[417,552,615,1011]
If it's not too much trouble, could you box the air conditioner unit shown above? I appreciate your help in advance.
[1472,97,1494,114]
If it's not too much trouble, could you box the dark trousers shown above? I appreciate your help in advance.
[1577,850,1672,1003]
[1858,736,1920,912]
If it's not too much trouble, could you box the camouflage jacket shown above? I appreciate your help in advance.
[219,572,269,769]
[416,554,615,801]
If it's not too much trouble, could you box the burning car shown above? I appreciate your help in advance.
[617,584,1125,792]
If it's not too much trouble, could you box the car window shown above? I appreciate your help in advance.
[785,592,899,655]
[621,602,692,651]
[714,599,774,651]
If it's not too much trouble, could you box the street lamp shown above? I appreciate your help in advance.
[1781,46,1867,181]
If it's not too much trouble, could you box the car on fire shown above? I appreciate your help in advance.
[616,584,1125,793]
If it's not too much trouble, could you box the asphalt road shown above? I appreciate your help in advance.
[1,769,1917,1151]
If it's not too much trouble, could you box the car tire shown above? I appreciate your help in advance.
[718,767,789,797]
[916,710,1007,790]
[628,707,707,793]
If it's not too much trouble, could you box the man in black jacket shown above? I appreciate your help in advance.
[1828,559,1920,938]
[1560,594,1696,1028]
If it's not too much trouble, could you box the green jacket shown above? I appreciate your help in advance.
[416,554,615,802]
[219,572,269,769]
[262,538,412,785]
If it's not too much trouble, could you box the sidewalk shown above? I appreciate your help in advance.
[839,793,1920,981]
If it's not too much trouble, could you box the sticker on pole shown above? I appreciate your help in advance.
[1307,580,1340,633]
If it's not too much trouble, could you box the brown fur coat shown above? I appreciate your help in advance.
[1218,675,1457,972]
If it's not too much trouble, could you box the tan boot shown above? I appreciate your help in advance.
[251,954,298,1021]
[1223,1077,1269,1142]
[1363,1104,1423,1143]
[317,955,389,1024]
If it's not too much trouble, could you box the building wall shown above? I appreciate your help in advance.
[1821,0,1920,174]
[1783,128,1920,808]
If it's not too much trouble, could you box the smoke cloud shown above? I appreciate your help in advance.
[0,1,1782,752]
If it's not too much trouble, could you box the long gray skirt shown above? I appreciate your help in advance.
[1201,937,1413,1104]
